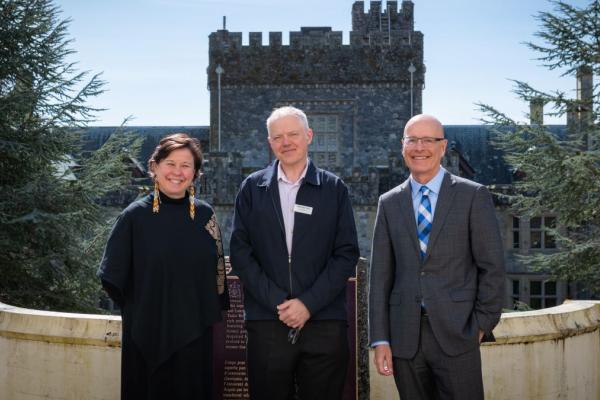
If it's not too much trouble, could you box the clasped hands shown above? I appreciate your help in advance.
[277,298,310,329]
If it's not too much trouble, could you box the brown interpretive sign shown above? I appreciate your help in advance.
[213,275,357,400]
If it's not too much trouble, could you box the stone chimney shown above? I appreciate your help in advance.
[576,65,593,129]
[567,65,594,142]
[529,97,544,125]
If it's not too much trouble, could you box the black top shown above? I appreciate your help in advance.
[98,192,229,372]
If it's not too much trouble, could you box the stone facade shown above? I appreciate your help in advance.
[208,1,424,174]
[207,0,423,171]
[204,1,429,257]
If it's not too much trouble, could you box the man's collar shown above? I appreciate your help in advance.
[277,159,309,184]
[410,166,446,195]
[258,159,321,187]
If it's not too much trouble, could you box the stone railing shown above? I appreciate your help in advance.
[370,300,600,400]
[0,302,121,400]
[1,299,599,400]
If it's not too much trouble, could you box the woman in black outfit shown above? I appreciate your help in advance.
[98,133,229,399]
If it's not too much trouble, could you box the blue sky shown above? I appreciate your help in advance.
[56,0,588,126]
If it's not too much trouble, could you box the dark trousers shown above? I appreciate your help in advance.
[246,320,349,400]
[392,314,484,400]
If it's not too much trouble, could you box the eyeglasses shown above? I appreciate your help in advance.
[287,328,300,344]
[402,136,446,147]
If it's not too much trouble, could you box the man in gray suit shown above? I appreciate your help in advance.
[368,114,505,399]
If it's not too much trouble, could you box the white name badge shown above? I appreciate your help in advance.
[293,204,313,215]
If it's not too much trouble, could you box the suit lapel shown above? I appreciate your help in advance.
[423,172,457,262]
[397,179,420,255]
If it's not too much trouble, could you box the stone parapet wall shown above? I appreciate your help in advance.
[0,303,120,400]
[369,300,600,400]
[208,30,423,86]
[2,294,599,399]
[3,248,598,400]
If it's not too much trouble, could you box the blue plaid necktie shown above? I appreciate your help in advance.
[417,186,432,258]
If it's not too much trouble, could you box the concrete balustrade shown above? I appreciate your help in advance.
[0,302,121,400]
[370,300,600,400]
[1,300,599,399]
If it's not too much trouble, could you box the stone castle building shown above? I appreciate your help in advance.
[84,1,596,310]
[201,1,509,262]
[203,0,427,258]
[207,1,422,171]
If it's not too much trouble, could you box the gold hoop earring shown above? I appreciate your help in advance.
[153,180,160,213]
[189,185,195,220]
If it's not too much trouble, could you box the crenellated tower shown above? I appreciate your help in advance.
[207,1,424,176]
[206,1,425,257]
[351,0,414,43]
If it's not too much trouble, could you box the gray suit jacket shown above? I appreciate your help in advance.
[368,171,505,358]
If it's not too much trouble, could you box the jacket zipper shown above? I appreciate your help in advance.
[268,185,293,298]
[288,255,293,296]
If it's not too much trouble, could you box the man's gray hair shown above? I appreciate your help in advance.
[266,106,309,136]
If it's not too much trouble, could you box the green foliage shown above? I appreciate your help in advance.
[478,0,600,295]
[0,0,140,311]
[527,1,600,76]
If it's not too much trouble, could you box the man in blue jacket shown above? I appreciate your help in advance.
[230,106,359,400]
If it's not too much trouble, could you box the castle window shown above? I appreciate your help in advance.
[511,279,520,306]
[529,280,557,309]
[530,216,556,249]
[308,114,339,166]
[512,216,520,249]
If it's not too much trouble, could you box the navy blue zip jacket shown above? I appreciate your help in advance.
[230,159,360,321]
